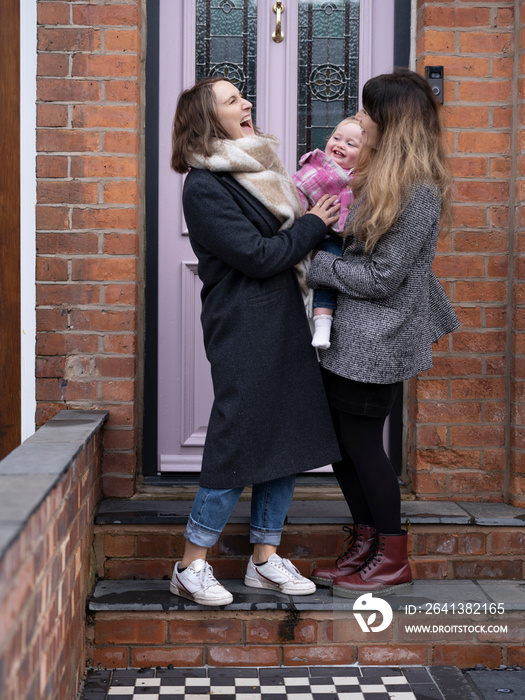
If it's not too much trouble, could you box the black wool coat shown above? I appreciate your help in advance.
[182,168,341,489]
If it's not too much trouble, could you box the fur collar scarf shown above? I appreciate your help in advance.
[188,133,303,230]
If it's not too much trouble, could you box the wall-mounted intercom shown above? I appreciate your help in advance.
[425,66,444,104]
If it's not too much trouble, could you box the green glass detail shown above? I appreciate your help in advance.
[196,0,257,119]
[297,0,360,164]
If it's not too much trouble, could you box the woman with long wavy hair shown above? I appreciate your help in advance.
[308,69,460,597]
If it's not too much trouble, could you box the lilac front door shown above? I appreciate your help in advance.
[156,0,395,473]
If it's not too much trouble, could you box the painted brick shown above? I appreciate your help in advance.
[169,620,242,644]
[282,645,355,666]
[208,646,280,667]
[358,645,428,666]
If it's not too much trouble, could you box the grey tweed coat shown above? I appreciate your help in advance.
[183,168,341,489]
[307,183,460,384]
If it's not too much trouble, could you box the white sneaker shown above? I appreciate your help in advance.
[170,559,233,606]
[244,553,316,595]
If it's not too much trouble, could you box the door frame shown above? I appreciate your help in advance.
[142,0,412,481]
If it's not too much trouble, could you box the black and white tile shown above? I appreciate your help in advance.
[82,666,444,700]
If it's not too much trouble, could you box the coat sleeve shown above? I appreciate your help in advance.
[307,185,441,300]
[183,170,327,279]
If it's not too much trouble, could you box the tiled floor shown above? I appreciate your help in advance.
[81,666,445,699]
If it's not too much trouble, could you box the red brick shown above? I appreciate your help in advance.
[37,129,99,153]
[104,284,138,305]
[37,104,69,127]
[102,429,137,450]
[433,255,484,278]
[455,182,509,204]
[449,157,487,179]
[37,155,68,178]
[491,531,525,555]
[72,54,139,78]
[410,559,448,579]
[105,29,141,53]
[69,309,136,331]
[72,207,138,230]
[458,133,510,155]
[457,80,511,102]
[416,534,458,555]
[72,4,140,27]
[451,205,487,228]
[282,645,355,666]
[37,78,101,102]
[416,402,482,424]
[358,645,428,666]
[92,646,128,669]
[131,647,202,668]
[37,52,69,76]
[433,644,502,668]
[72,105,138,129]
[36,206,69,231]
[246,619,317,644]
[423,6,490,28]
[452,331,506,354]
[71,258,137,281]
[105,80,141,103]
[104,131,140,153]
[411,473,447,495]
[38,27,101,52]
[38,181,98,205]
[103,558,169,580]
[169,620,242,644]
[70,155,138,178]
[96,618,167,645]
[103,182,139,205]
[37,232,98,255]
[36,257,68,281]
[103,334,137,354]
[38,2,71,25]
[104,534,135,557]
[450,378,505,399]
[457,533,486,555]
[460,32,513,55]
[208,646,280,666]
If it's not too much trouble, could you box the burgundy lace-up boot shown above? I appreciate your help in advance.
[310,524,377,587]
[331,531,413,597]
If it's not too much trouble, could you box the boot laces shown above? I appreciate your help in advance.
[360,539,384,573]
[337,526,361,564]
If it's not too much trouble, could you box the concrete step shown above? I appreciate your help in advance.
[94,499,525,581]
[86,578,525,670]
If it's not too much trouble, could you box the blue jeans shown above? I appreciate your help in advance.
[313,235,343,310]
[184,475,296,548]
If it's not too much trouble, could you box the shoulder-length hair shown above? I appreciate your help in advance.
[171,76,233,174]
[347,68,453,252]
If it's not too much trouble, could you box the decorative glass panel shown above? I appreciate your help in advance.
[196,0,258,120]
[297,1,359,164]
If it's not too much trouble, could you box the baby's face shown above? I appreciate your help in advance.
[325,122,363,170]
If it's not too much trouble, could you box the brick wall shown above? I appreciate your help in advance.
[411,0,524,506]
[0,414,105,700]
[36,0,143,498]
[511,2,525,506]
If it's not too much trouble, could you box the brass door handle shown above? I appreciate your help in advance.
[272,2,284,43]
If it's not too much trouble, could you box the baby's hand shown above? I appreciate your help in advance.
[307,194,340,227]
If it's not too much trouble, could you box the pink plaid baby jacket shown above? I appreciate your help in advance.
[292,149,354,232]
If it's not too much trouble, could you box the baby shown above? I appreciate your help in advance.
[293,117,363,349]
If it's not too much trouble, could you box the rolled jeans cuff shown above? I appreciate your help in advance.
[184,515,222,548]
[249,526,283,546]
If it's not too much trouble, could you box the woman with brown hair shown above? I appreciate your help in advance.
[169,76,341,606]
[309,69,460,597]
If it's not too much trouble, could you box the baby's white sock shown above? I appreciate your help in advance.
[311,314,333,350]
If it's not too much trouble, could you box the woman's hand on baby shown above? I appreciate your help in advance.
[307,194,340,227]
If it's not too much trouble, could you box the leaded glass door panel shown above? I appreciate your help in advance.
[157,0,395,473]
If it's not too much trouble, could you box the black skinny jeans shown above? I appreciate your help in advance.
[330,407,402,535]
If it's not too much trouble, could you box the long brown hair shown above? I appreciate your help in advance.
[348,68,452,251]
[171,76,234,174]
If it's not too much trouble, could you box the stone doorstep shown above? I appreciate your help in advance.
[89,578,525,613]
[96,498,525,527]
